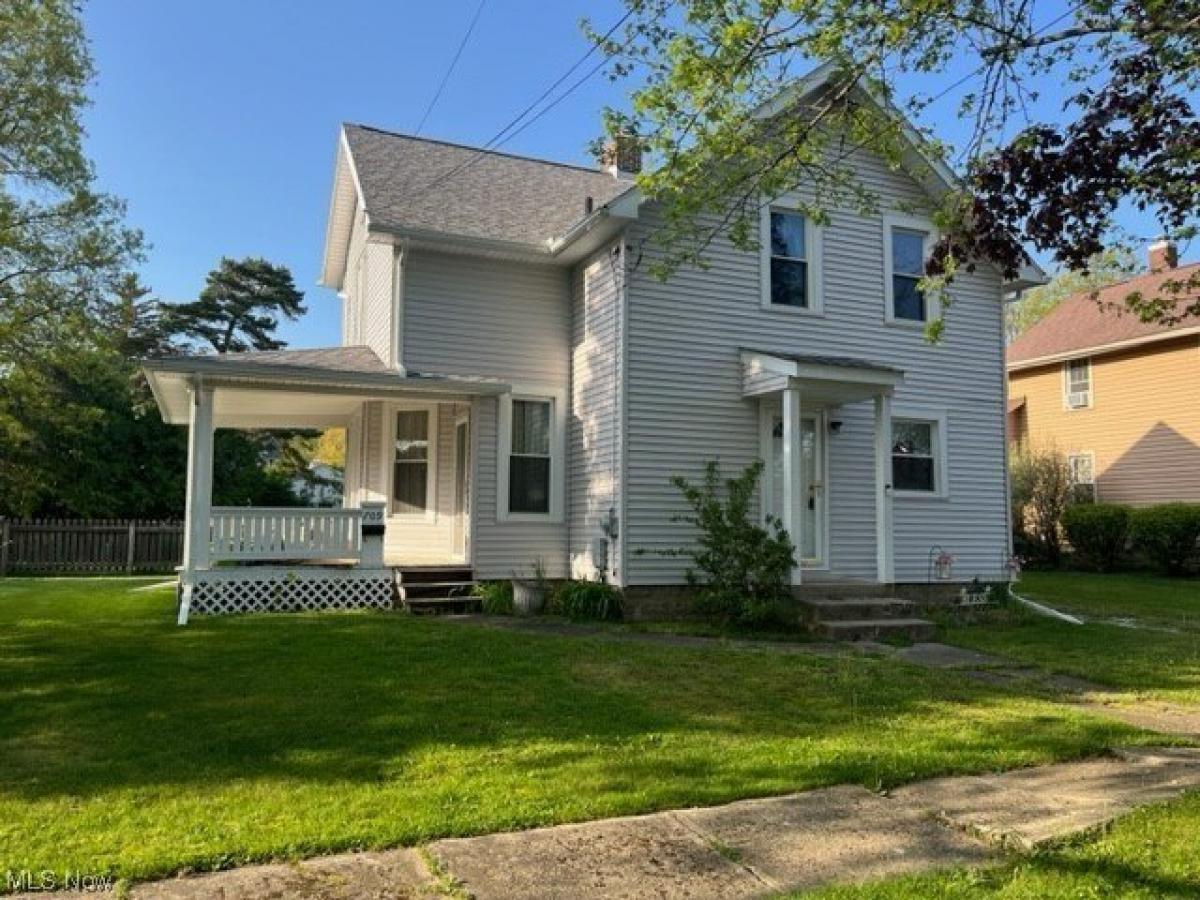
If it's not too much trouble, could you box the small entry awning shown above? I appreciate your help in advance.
[741,349,904,405]
[143,346,509,429]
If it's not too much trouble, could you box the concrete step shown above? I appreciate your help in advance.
[405,596,478,615]
[801,597,916,622]
[397,566,473,585]
[401,581,476,599]
[816,618,937,642]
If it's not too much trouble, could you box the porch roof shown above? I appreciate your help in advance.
[143,346,509,428]
[741,349,904,404]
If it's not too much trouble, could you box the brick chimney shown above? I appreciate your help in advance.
[1149,239,1178,272]
[601,132,642,177]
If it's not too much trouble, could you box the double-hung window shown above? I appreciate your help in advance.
[883,216,935,324]
[392,409,432,515]
[762,207,821,311]
[1063,359,1092,409]
[1068,452,1096,502]
[509,399,552,515]
[891,413,948,497]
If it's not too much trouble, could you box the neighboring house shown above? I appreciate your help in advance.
[1007,243,1200,505]
[144,64,1044,622]
[291,462,344,508]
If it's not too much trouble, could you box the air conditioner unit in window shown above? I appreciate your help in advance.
[1067,391,1089,408]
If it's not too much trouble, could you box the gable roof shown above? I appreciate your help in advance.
[1007,263,1200,370]
[343,124,630,248]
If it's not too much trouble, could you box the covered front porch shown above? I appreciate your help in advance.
[742,349,904,585]
[143,347,507,623]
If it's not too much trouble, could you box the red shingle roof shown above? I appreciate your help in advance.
[1007,263,1200,367]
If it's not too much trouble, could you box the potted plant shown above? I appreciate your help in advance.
[512,558,549,616]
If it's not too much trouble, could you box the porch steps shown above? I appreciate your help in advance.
[800,596,937,642]
[394,567,477,615]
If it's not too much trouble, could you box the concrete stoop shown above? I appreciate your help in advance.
[802,595,938,642]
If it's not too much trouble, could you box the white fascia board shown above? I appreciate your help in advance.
[319,128,368,290]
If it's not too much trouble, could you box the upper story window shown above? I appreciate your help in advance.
[891,409,949,498]
[392,408,433,516]
[883,215,937,325]
[1063,358,1092,409]
[761,207,822,312]
[498,389,564,522]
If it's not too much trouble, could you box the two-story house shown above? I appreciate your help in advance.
[145,64,1043,622]
[1007,242,1200,505]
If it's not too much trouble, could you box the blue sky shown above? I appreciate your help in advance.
[82,1,1161,349]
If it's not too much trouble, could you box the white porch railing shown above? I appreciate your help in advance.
[209,507,363,562]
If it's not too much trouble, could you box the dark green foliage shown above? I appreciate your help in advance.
[472,580,514,615]
[1063,504,1132,573]
[658,459,795,627]
[1129,503,1200,576]
[163,257,306,353]
[554,579,623,622]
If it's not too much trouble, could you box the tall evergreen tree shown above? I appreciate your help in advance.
[164,257,306,353]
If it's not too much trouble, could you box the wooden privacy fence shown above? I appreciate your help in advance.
[0,518,184,575]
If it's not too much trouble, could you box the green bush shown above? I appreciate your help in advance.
[472,580,513,615]
[652,459,795,627]
[1010,446,1073,566]
[1129,503,1200,575]
[554,579,623,622]
[1062,503,1131,572]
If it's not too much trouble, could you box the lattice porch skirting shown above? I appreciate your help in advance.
[183,567,395,616]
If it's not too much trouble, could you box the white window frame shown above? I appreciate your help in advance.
[1067,451,1097,501]
[883,214,940,326]
[384,401,438,521]
[1062,358,1093,409]
[760,204,823,314]
[497,386,566,523]
[890,406,950,499]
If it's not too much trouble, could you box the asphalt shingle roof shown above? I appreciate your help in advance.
[186,346,391,375]
[343,124,632,247]
[1007,263,1200,366]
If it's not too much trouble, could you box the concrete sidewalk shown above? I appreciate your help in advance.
[42,746,1198,900]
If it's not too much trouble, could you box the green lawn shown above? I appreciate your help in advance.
[943,572,1200,705]
[0,579,1154,885]
[800,792,1200,898]
[1018,570,1200,627]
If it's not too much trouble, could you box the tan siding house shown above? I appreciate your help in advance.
[1007,247,1200,505]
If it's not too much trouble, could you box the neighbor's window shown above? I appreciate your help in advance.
[892,419,939,493]
[1068,452,1096,502]
[392,409,430,514]
[1064,359,1092,408]
[769,210,809,308]
[888,226,928,322]
[509,399,552,514]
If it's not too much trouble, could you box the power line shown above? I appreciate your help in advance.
[413,0,489,136]
[397,7,640,203]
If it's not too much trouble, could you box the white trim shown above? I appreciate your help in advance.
[874,393,895,583]
[383,401,439,521]
[1007,326,1200,372]
[1067,451,1096,484]
[759,204,824,314]
[890,404,950,500]
[1061,358,1093,410]
[391,243,407,374]
[497,384,566,524]
[882,214,940,327]
[451,412,471,562]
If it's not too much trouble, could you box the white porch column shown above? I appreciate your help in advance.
[781,384,802,585]
[874,392,895,584]
[179,383,214,625]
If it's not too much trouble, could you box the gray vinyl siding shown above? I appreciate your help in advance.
[403,250,570,578]
[624,147,1009,585]
[568,243,625,582]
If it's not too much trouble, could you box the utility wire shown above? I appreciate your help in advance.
[397,7,639,203]
[413,0,489,136]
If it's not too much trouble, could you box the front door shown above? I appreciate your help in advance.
[452,419,470,559]
[768,412,825,566]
